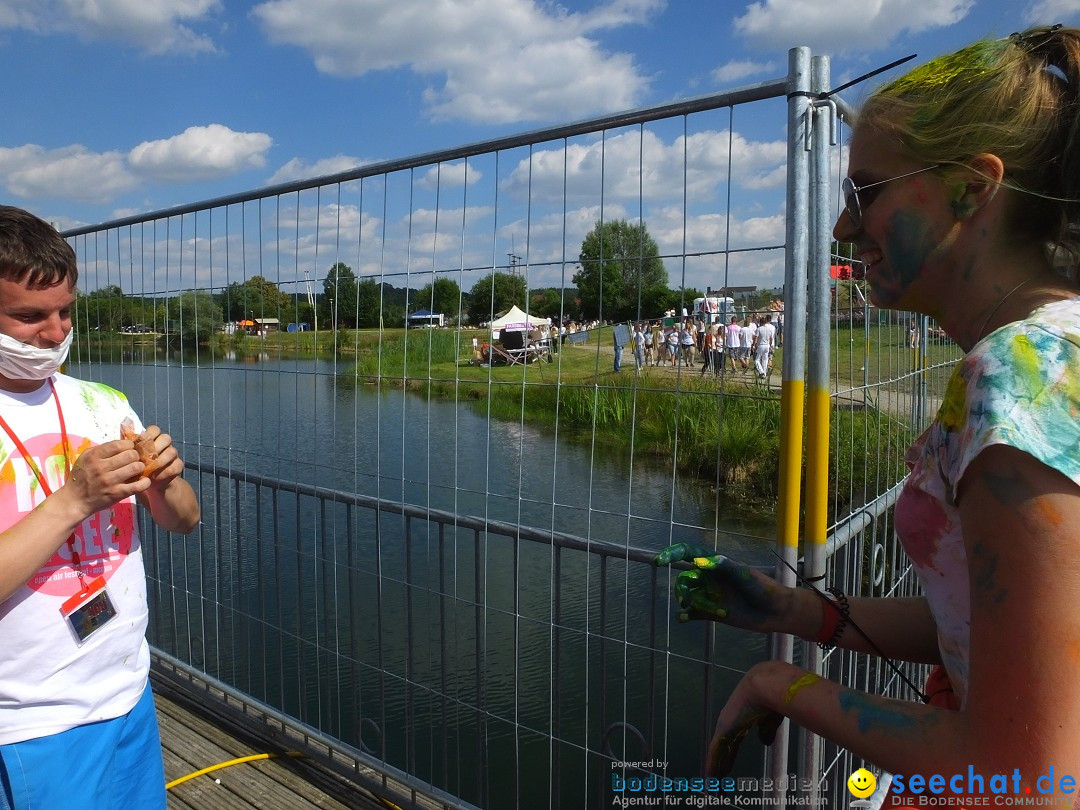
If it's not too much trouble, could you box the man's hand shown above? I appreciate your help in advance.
[134,425,185,489]
[59,440,149,520]
[654,544,794,632]
[127,424,201,534]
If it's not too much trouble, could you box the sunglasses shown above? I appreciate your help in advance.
[841,165,940,228]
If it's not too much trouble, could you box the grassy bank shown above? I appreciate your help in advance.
[331,325,931,515]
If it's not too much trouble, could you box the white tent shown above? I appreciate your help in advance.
[489,305,548,333]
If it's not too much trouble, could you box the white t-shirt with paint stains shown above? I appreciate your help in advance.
[896,297,1080,705]
[0,373,150,744]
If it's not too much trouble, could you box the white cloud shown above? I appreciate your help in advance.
[0,144,138,203]
[1024,0,1080,25]
[575,0,666,29]
[107,207,144,220]
[42,214,90,233]
[0,0,222,54]
[416,162,482,191]
[493,201,788,291]
[251,0,657,124]
[265,157,482,192]
[128,125,273,182]
[733,0,975,54]
[266,155,368,186]
[647,204,784,256]
[0,125,273,204]
[712,59,779,84]
[503,129,787,206]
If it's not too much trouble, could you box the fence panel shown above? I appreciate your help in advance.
[58,50,963,808]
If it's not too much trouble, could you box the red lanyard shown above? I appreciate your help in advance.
[0,379,82,581]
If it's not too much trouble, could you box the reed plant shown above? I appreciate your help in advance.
[479,376,784,496]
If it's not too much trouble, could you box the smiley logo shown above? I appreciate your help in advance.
[847,768,877,799]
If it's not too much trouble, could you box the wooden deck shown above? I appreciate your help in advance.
[156,688,389,810]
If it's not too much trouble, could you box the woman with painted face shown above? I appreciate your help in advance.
[656,24,1080,800]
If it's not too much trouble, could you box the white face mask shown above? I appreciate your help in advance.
[0,329,73,381]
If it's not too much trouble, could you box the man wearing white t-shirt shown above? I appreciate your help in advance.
[724,316,742,371]
[0,207,201,809]
[755,315,776,379]
[738,317,757,372]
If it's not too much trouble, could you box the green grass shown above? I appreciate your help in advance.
[829,322,962,401]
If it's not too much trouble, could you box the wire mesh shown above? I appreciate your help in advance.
[55,61,962,809]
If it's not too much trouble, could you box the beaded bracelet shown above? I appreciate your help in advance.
[815,587,850,650]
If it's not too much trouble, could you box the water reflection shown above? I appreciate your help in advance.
[69,355,772,552]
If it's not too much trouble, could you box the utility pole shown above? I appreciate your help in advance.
[304,270,317,332]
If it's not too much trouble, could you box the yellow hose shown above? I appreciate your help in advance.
[165,752,405,809]
[165,752,297,788]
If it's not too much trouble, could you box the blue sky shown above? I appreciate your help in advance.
[2,0,1078,293]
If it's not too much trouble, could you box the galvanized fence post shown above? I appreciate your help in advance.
[768,44,812,803]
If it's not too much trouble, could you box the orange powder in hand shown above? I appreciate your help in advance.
[120,418,158,477]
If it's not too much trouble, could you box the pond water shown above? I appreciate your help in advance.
[69,352,779,808]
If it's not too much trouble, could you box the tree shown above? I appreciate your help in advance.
[356,279,381,328]
[171,290,224,344]
[639,285,674,320]
[293,298,315,329]
[247,275,292,318]
[220,276,292,323]
[833,239,857,263]
[573,220,667,321]
[467,272,527,325]
[414,277,462,322]
[323,262,359,329]
[529,288,567,319]
[219,283,247,322]
[79,285,126,332]
[667,286,705,315]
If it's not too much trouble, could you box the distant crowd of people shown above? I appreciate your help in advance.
[621,312,780,379]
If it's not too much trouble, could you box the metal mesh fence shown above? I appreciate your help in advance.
[54,50,963,808]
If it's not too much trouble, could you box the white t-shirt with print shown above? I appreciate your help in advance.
[0,374,150,744]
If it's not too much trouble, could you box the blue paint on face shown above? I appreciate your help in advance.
[869,210,937,307]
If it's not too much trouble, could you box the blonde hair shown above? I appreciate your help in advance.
[857,25,1080,268]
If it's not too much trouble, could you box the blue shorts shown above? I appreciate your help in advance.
[0,682,165,810]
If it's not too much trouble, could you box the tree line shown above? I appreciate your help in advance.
[74,219,747,340]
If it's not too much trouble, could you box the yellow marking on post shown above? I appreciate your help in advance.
[804,384,831,548]
[777,379,805,549]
